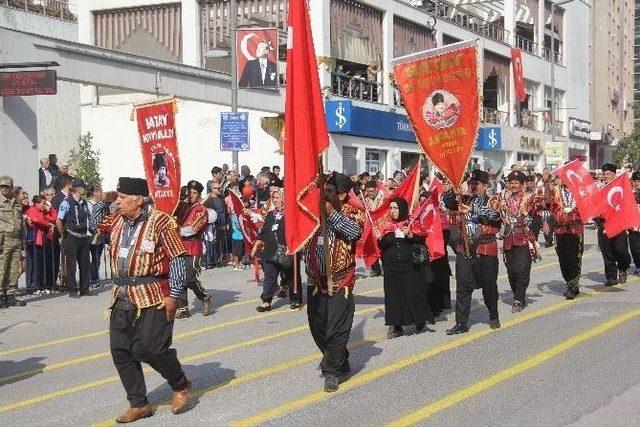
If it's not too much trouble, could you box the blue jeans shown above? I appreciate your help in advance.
[26,243,43,291]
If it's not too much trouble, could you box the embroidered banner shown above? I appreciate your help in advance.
[134,100,181,215]
[392,40,480,189]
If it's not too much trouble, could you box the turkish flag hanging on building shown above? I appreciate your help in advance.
[511,48,527,103]
[134,100,181,215]
[284,0,329,254]
[600,174,640,238]
[393,40,479,189]
[553,160,600,220]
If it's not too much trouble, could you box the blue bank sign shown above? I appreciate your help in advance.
[476,126,501,151]
[325,100,416,143]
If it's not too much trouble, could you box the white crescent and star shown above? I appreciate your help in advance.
[566,169,584,187]
[607,186,624,212]
[240,33,258,61]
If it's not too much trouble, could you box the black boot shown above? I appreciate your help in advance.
[387,326,404,339]
[6,295,26,307]
[324,375,339,393]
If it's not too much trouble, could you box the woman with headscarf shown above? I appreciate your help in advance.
[378,198,433,338]
[251,189,302,311]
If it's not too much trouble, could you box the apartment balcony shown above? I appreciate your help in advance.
[542,47,563,65]
[515,36,538,55]
[2,0,76,22]
[517,110,540,131]
[332,72,383,104]
[435,3,510,44]
[482,107,509,126]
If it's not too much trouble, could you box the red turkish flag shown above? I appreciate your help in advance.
[410,194,445,260]
[359,160,421,267]
[553,160,600,220]
[600,174,640,238]
[284,0,329,254]
[393,41,479,189]
[511,48,527,103]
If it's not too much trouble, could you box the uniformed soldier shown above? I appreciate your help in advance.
[0,176,27,308]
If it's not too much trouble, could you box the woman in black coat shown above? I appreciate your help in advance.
[252,190,302,311]
[378,198,433,338]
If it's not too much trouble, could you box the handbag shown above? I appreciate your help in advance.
[271,221,293,269]
[411,243,428,265]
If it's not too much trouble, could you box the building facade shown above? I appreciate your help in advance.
[590,0,635,167]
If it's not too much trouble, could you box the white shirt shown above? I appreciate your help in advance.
[259,58,268,83]
[41,167,52,186]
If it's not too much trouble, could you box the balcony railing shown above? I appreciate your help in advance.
[518,110,540,131]
[542,47,563,65]
[544,119,565,136]
[2,0,76,22]
[482,107,509,125]
[436,5,510,44]
[393,87,404,108]
[515,36,538,55]
[332,73,383,104]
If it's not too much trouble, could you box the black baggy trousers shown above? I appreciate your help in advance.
[454,254,499,325]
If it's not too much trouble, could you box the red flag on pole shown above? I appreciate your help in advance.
[600,174,640,238]
[511,48,527,103]
[392,41,480,189]
[410,196,445,260]
[553,160,600,220]
[284,0,329,254]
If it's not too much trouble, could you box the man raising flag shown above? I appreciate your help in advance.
[285,0,363,394]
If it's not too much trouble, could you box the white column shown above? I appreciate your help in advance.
[181,0,201,67]
[504,0,516,46]
[309,0,332,89]
[382,10,394,105]
[78,1,96,106]
[537,0,545,56]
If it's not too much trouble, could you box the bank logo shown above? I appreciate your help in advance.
[477,127,501,151]
[487,128,499,148]
[335,102,348,129]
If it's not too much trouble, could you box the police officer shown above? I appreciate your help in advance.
[56,179,92,297]
[0,176,27,308]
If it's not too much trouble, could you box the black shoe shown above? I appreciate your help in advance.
[256,304,272,312]
[563,289,576,300]
[387,326,404,339]
[604,278,619,287]
[0,298,6,309]
[290,302,302,310]
[489,319,501,329]
[511,301,524,313]
[618,270,627,284]
[415,322,436,333]
[324,375,339,393]
[446,323,469,335]
[6,296,26,307]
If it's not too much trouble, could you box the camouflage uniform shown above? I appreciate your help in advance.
[0,176,25,305]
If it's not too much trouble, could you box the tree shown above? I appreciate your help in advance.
[612,104,640,170]
[68,132,102,188]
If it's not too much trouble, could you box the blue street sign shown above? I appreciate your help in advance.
[477,126,502,151]
[220,112,249,151]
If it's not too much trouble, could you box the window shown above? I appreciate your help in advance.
[365,149,386,175]
[342,147,358,175]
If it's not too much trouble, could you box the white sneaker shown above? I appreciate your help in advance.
[233,266,243,271]
[45,289,51,295]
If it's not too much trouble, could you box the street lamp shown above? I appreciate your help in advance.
[549,0,575,143]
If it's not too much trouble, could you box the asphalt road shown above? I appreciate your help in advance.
[1,229,640,426]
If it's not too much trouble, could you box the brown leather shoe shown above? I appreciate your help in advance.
[171,385,190,414]
[115,404,153,423]
[202,294,212,316]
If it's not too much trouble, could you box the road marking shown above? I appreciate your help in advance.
[389,308,640,426]
[0,251,577,359]
[0,304,383,414]
[91,331,390,427]
[231,273,636,427]
[0,255,575,385]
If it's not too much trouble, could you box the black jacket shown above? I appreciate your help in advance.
[238,59,278,88]
[258,211,286,262]
[378,232,426,272]
[203,195,227,227]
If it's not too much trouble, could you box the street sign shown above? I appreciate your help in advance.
[545,141,565,165]
[0,70,57,96]
[220,112,250,151]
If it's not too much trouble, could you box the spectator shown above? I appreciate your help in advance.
[223,170,239,195]
[230,213,244,270]
[25,195,56,295]
[240,165,252,187]
[39,157,53,192]
[87,185,105,284]
[206,166,224,193]
[255,173,271,209]
[52,174,73,210]
[203,181,228,267]
[40,186,58,291]
[48,154,60,175]
[393,170,405,184]
[272,165,283,186]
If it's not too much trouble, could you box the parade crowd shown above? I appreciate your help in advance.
[2,155,640,421]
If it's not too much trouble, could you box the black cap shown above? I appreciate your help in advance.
[187,180,204,194]
[71,179,86,189]
[632,172,640,181]
[117,177,149,197]
[470,170,489,184]
[602,163,617,173]
[328,172,353,194]
[507,171,526,183]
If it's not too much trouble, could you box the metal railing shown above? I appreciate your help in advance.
[515,36,538,55]
[332,72,383,104]
[3,0,76,22]
[544,119,565,136]
[482,107,509,125]
[542,47,563,65]
[436,4,510,44]
[393,86,404,107]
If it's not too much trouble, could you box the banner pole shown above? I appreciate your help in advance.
[318,161,333,296]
